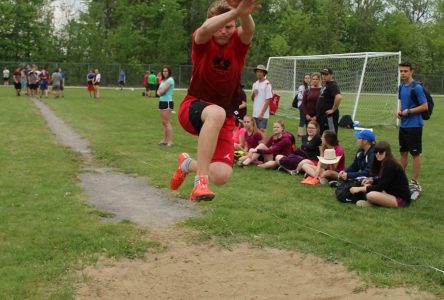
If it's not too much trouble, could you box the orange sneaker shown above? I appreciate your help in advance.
[170,153,190,190]
[189,176,215,202]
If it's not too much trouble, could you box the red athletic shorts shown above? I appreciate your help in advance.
[87,82,94,92]
[178,95,235,167]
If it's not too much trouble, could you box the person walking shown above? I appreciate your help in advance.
[170,0,261,202]
[317,68,342,135]
[397,61,428,199]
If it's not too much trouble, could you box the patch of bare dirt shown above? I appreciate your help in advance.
[76,228,434,300]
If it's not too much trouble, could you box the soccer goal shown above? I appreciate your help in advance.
[266,52,401,127]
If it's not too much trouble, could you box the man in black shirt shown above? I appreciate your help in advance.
[317,68,342,135]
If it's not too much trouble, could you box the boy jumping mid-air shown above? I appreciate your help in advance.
[170,0,261,201]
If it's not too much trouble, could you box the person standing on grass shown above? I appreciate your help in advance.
[118,69,126,90]
[170,0,261,202]
[59,67,65,98]
[13,67,22,96]
[93,69,101,98]
[148,71,157,97]
[317,68,342,135]
[295,74,310,137]
[301,72,322,128]
[87,69,95,98]
[3,67,10,86]
[157,66,175,147]
[51,68,62,99]
[252,64,272,132]
[397,61,428,200]
[350,141,411,208]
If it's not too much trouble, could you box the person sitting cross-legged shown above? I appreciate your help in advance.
[297,130,345,184]
[350,141,411,208]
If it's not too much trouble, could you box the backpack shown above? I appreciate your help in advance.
[398,81,434,120]
[269,91,281,115]
[338,115,354,128]
[335,179,365,203]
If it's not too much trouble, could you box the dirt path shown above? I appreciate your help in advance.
[32,99,434,300]
[32,98,199,226]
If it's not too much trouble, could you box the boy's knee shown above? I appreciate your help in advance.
[202,105,226,123]
[209,164,232,185]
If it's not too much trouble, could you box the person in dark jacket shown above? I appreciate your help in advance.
[350,141,411,208]
[338,129,375,181]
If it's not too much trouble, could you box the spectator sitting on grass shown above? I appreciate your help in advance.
[350,141,411,208]
[276,120,321,174]
[298,130,345,184]
[333,129,376,187]
[237,115,264,162]
[240,120,293,169]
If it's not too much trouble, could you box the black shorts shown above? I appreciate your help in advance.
[188,100,211,134]
[399,127,422,155]
[119,80,124,85]
[3,77,9,81]
[159,101,174,110]
[29,83,38,90]
[149,84,156,91]
[14,82,22,89]
[94,82,100,86]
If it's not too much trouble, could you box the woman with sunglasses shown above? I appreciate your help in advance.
[350,141,411,208]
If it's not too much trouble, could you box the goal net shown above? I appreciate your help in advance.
[266,52,401,127]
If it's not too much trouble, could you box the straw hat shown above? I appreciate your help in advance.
[254,64,268,75]
[318,148,342,165]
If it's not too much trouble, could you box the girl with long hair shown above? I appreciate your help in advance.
[241,120,292,169]
[350,141,411,207]
[157,66,175,147]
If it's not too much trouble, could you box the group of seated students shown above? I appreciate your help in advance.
[232,116,412,209]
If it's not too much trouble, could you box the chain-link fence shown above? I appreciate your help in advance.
[1,60,443,94]
[0,61,257,89]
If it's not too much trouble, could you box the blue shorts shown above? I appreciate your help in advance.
[40,81,48,90]
[254,117,268,129]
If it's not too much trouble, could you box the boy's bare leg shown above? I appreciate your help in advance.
[196,105,226,176]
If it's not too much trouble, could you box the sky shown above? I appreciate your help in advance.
[52,0,87,29]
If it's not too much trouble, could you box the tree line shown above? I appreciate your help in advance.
[1,0,444,74]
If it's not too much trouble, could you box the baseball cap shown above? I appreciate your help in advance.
[353,130,375,143]
[321,68,333,75]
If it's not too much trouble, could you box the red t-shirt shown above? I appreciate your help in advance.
[187,29,250,116]
[143,74,148,85]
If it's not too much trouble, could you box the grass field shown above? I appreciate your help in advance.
[1,86,443,298]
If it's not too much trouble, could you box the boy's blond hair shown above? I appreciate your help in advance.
[207,0,232,18]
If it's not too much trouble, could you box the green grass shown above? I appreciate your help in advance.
[0,89,158,299]
[2,87,443,298]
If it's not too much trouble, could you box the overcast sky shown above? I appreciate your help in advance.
[52,0,87,29]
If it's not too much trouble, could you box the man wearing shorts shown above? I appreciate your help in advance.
[170,0,261,201]
[397,61,428,198]
[252,64,272,131]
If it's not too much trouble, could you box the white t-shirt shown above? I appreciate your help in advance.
[3,69,10,78]
[95,73,101,83]
[252,79,273,118]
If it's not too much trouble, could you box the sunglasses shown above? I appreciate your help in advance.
[375,150,385,154]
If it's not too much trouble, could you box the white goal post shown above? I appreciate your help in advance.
[266,52,401,127]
